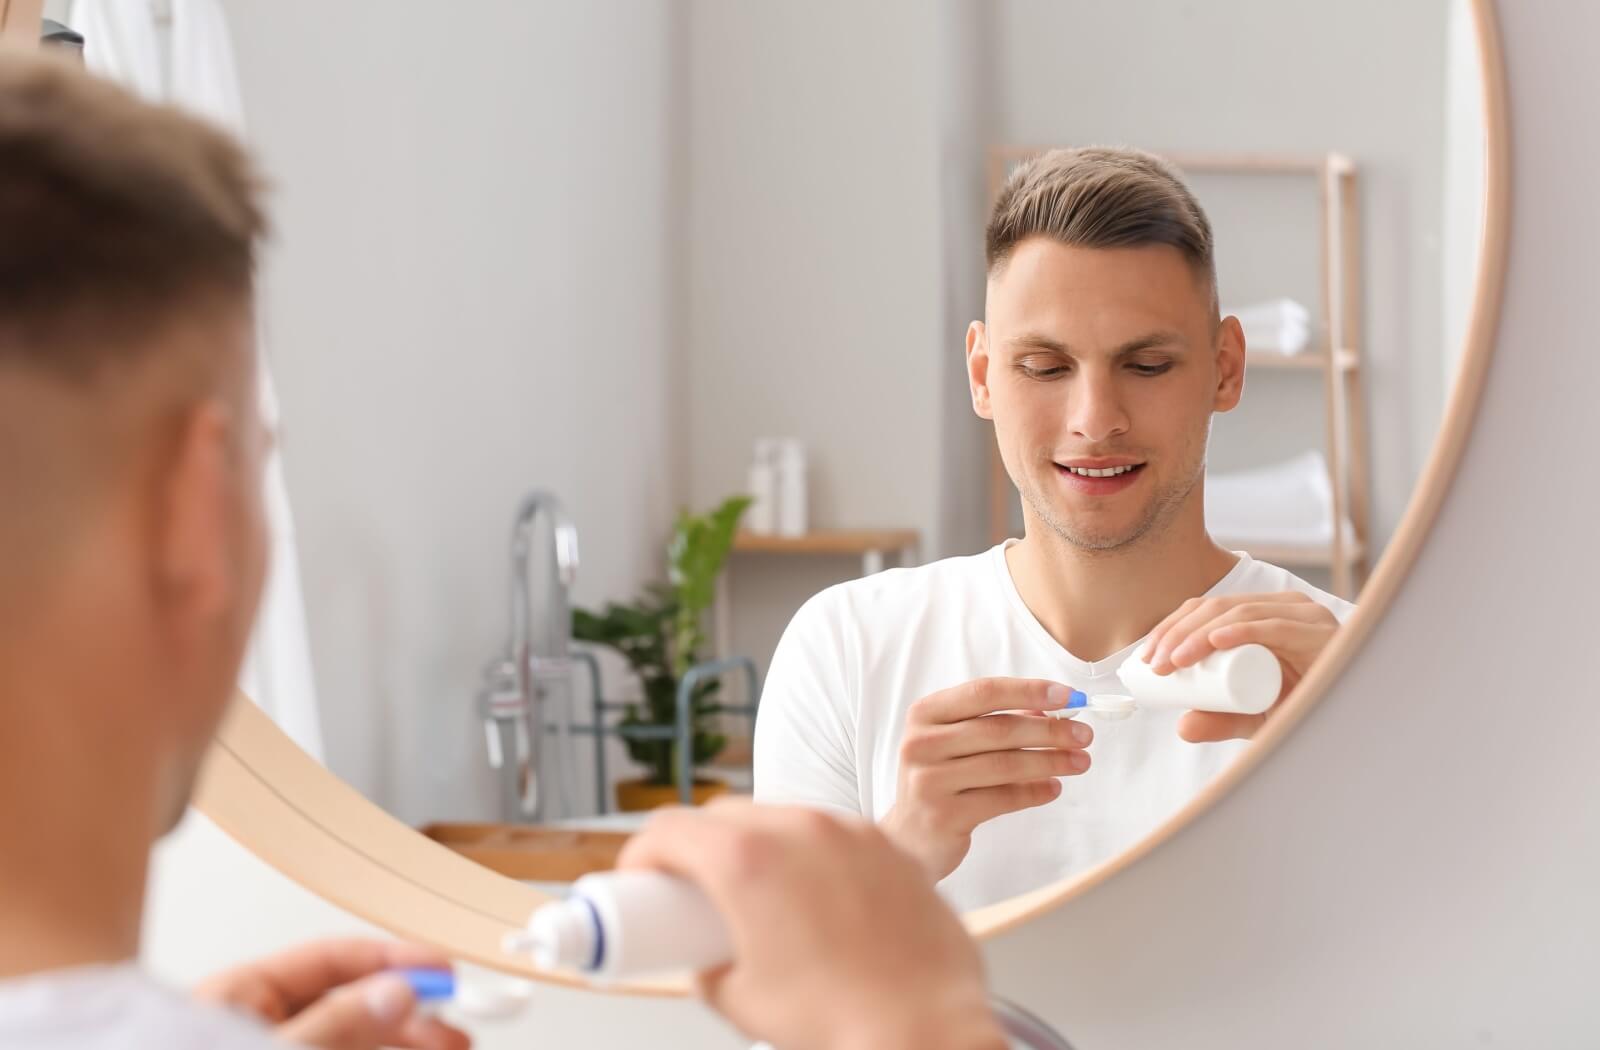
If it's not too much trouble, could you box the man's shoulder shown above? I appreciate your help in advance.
[1223,554,1357,621]
[0,966,278,1050]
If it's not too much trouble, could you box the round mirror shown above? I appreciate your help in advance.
[157,0,1507,989]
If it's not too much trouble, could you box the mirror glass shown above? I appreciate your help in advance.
[58,0,1485,911]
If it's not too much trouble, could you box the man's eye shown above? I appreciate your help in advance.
[1128,362,1174,376]
[1019,363,1067,380]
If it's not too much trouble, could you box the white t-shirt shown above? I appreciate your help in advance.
[753,541,1355,912]
[0,964,277,1050]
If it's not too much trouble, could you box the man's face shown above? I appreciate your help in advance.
[969,238,1243,552]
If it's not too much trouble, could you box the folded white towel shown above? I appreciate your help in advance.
[1226,298,1314,354]
[1206,450,1354,548]
[1228,297,1311,326]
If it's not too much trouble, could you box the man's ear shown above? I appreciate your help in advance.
[156,402,236,625]
[1213,314,1246,413]
[967,320,994,420]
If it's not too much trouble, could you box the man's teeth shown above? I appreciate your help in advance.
[1064,464,1138,478]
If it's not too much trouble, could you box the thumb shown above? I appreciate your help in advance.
[1177,709,1266,743]
[277,972,415,1050]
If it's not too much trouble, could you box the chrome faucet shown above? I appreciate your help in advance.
[479,490,579,823]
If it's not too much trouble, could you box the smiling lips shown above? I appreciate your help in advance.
[1054,459,1146,493]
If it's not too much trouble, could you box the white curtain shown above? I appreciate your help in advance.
[70,0,325,760]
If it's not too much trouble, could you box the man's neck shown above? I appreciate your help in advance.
[0,672,156,980]
[1005,500,1237,663]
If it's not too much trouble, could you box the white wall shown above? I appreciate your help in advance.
[683,0,952,664]
[222,1,685,823]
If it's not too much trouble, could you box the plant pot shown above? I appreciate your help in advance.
[613,776,729,812]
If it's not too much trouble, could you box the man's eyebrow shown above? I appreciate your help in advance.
[1111,330,1187,356]
[1003,330,1188,355]
[1005,332,1069,353]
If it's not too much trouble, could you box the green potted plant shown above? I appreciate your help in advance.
[573,495,751,811]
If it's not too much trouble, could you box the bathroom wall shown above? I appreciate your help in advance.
[221,0,687,823]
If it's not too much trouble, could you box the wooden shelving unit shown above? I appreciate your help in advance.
[984,147,1371,598]
[713,529,921,659]
[733,528,921,567]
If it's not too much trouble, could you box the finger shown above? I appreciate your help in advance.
[616,799,816,873]
[1167,602,1328,669]
[392,1013,474,1050]
[693,963,734,1013]
[276,973,418,1050]
[912,678,1075,725]
[905,712,1092,763]
[924,747,1089,794]
[951,778,1064,827]
[1208,617,1335,680]
[1140,595,1209,662]
[615,806,723,875]
[1142,591,1312,665]
[1177,709,1267,743]
[1146,597,1246,672]
[204,939,453,1017]
[614,802,781,911]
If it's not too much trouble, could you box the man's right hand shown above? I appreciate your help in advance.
[618,800,1006,1050]
[881,678,1093,881]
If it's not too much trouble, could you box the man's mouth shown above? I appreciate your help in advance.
[1058,463,1143,478]
[1052,460,1147,492]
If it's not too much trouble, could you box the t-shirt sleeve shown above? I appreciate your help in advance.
[752,588,863,816]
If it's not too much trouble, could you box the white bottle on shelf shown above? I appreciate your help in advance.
[510,870,731,981]
[776,438,808,537]
[745,438,779,535]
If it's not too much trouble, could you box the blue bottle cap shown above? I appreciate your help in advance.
[394,967,456,1002]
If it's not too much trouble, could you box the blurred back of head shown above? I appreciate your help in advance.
[0,47,272,819]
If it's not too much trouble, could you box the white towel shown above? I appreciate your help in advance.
[70,0,325,761]
[1206,450,1353,548]
[1226,297,1314,355]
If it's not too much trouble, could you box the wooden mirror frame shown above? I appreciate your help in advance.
[0,0,1508,998]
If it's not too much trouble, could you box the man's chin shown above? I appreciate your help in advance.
[1031,498,1154,552]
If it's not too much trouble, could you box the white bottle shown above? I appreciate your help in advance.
[746,439,779,535]
[508,870,731,981]
[776,438,808,537]
[1113,643,1282,716]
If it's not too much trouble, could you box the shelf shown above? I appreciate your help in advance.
[733,529,920,556]
[1167,152,1340,176]
[418,822,628,882]
[1247,349,1359,372]
[1225,539,1367,568]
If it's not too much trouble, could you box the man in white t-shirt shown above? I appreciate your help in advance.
[755,147,1355,912]
[0,51,1011,1050]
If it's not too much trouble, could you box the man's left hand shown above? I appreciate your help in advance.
[192,938,471,1050]
[1139,591,1341,743]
